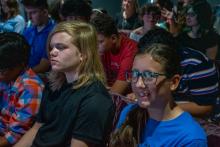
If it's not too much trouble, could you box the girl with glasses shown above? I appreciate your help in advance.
[110,43,207,146]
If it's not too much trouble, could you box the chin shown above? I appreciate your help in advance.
[138,100,150,109]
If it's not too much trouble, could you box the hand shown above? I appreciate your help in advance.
[161,8,173,20]
[124,93,137,104]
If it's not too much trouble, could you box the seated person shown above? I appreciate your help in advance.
[115,0,142,36]
[128,28,219,118]
[130,4,161,42]
[0,0,25,34]
[90,13,138,95]
[14,21,115,147]
[177,0,218,60]
[110,43,207,146]
[60,0,92,22]
[22,0,56,74]
[0,32,44,147]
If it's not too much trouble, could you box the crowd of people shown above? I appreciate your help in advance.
[0,0,219,146]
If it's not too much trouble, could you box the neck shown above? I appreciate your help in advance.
[148,101,183,121]
[143,24,154,34]
[65,71,78,83]
[111,35,121,54]
[190,25,200,38]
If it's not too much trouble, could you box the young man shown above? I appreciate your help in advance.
[22,0,56,74]
[0,32,44,147]
[91,13,138,95]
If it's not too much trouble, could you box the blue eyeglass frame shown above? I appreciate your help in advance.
[126,69,166,82]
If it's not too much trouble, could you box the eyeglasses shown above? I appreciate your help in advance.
[186,12,196,17]
[126,69,166,85]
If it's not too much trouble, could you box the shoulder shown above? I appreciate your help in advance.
[178,112,207,140]
[120,34,137,50]
[116,104,137,128]
[79,80,113,105]
[179,47,211,66]
[20,69,44,89]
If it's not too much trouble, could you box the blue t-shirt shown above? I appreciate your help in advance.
[23,18,56,68]
[117,104,207,147]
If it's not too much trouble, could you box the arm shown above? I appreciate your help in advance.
[177,102,213,117]
[32,58,50,74]
[206,45,218,60]
[13,123,42,147]
[71,138,97,147]
[110,39,137,95]
[110,80,130,95]
[2,76,43,145]
[0,136,10,147]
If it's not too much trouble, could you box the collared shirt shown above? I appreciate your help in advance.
[0,69,44,144]
[23,18,56,68]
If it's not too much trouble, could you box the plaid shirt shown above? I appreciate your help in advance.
[0,69,44,144]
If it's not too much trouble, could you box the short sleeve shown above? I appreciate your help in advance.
[72,93,114,144]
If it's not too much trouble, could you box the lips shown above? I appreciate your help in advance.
[50,59,58,65]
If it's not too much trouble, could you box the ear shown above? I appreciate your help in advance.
[169,74,181,91]
[79,53,84,62]
[110,34,118,44]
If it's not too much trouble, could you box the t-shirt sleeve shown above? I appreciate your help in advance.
[72,93,114,144]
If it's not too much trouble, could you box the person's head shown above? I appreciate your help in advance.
[186,0,213,31]
[47,21,105,91]
[139,4,161,28]
[90,13,119,55]
[122,0,139,15]
[0,32,30,82]
[49,0,64,22]
[1,0,19,19]
[155,0,173,11]
[21,0,49,26]
[60,0,92,22]
[130,43,181,109]
[128,28,181,108]
[90,8,108,20]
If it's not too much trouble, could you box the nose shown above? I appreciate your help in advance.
[50,47,59,57]
[135,76,146,88]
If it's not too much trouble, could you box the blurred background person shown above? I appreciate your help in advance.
[115,0,142,36]
[0,0,25,34]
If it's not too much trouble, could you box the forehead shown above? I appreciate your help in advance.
[50,32,73,44]
[133,54,163,72]
[25,6,41,12]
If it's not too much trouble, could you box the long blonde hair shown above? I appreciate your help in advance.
[47,21,106,91]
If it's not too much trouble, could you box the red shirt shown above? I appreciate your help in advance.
[101,34,137,86]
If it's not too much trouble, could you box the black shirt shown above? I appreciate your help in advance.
[32,80,115,147]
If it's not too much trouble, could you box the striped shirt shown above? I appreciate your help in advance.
[174,47,219,105]
[0,69,44,144]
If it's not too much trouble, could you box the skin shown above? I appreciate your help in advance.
[14,32,95,147]
[186,8,218,60]
[24,6,50,73]
[131,54,182,120]
[97,33,131,95]
[132,11,160,36]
